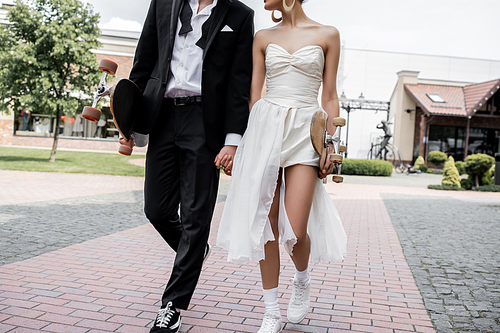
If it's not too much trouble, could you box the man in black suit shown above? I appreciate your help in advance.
[125,0,253,332]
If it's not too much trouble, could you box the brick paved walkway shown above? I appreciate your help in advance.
[0,170,449,332]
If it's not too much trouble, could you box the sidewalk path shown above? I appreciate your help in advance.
[2,170,485,332]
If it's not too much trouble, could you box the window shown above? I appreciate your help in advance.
[428,125,465,161]
[427,94,446,103]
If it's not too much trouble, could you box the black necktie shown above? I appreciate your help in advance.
[179,0,193,35]
[195,9,214,49]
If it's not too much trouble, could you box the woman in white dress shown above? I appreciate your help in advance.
[216,0,347,332]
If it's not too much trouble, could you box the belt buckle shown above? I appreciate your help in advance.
[174,97,186,106]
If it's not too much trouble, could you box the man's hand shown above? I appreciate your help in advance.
[119,134,135,150]
[214,145,237,176]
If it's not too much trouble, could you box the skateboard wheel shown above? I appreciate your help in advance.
[332,117,346,127]
[330,154,343,163]
[332,175,343,183]
[339,145,347,153]
[82,106,101,122]
[98,58,118,75]
[118,144,133,156]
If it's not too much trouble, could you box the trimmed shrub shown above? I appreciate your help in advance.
[414,156,425,169]
[428,151,448,169]
[427,184,465,191]
[460,178,473,190]
[482,170,493,185]
[441,156,461,188]
[340,159,393,176]
[455,161,466,175]
[465,154,495,187]
[474,184,500,192]
[414,156,428,172]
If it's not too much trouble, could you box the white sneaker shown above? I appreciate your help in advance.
[257,311,282,333]
[287,277,311,323]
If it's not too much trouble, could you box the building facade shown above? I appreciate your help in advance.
[338,49,500,160]
[390,71,500,163]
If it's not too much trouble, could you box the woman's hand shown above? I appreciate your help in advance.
[215,145,237,176]
[318,150,335,179]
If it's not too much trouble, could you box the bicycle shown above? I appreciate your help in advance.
[367,140,405,173]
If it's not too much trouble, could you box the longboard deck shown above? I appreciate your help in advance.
[310,111,328,170]
[109,79,142,140]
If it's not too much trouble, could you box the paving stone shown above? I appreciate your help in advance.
[382,194,500,333]
[0,191,149,266]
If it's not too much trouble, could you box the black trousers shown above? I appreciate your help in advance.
[144,99,220,310]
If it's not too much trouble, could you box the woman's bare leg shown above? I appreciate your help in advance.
[259,172,282,289]
[284,165,317,270]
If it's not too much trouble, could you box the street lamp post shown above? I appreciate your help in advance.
[339,92,389,159]
[340,92,365,158]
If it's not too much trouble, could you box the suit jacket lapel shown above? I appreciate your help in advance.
[203,0,232,59]
[169,0,183,50]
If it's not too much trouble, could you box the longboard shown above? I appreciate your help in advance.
[82,59,142,156]
[310,111,346,183]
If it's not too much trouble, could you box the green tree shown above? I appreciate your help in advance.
[0,0,101,162]
[428,151,447,169]
[465,153,495,187]
[441,156,461,188]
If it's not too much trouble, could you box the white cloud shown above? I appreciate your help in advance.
[99,17,142,32]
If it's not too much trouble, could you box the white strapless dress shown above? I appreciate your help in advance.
[216,44,347,264]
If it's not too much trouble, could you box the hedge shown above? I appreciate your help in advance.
[460,178,473,190]
[474,185,500,192]
[339,159,393,176]
[427,184,465,191]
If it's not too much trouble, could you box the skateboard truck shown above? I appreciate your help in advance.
[82,59,117,123]
[310,111,346,183]
[82,59,142,156]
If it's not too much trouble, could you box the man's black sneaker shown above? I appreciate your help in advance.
[150,301,181,333]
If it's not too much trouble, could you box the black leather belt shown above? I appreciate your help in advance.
[167,96,202,106]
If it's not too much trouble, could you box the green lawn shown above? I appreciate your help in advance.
[0,147,145,177]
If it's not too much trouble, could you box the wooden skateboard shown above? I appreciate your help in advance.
[310,111,346,183]
[82,59,142,156]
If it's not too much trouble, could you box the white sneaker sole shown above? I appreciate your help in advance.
[287,309,308,324]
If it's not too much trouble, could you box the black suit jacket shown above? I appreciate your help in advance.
[129,0,254,152]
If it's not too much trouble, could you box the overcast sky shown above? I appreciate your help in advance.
[83,0,499,61]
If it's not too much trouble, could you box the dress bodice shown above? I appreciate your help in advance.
[264,44,325,108]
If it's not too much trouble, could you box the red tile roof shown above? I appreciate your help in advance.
[404,79,500,117]
[404,84,467,116]
[463,79,500,115]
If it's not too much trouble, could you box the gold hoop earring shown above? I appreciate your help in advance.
[271,10,282,23]
[283,0,295,12]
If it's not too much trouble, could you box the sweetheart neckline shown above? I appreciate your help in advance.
[266,43,324,56]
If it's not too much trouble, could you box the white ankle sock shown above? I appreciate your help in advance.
[262,287,280,315]
[294,267,309,283]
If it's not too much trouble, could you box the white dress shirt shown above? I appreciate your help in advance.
[165,0,241,146]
